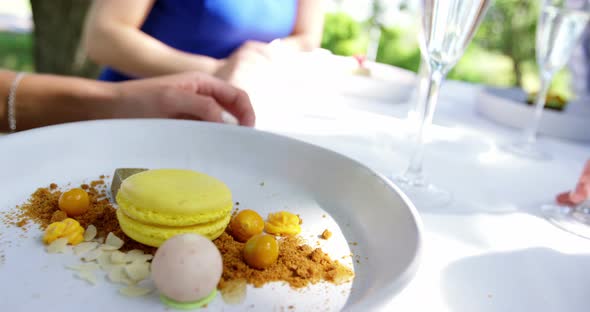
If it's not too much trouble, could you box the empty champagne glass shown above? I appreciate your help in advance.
[504,0,590,160]
[543,157,590,239]
[395,0,491,209]
[544,200,590,239]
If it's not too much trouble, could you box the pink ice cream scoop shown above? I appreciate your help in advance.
[151,234,223,305]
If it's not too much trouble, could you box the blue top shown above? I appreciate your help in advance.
[99,0,298,82]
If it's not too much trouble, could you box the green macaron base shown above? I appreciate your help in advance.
[160,289,217,310]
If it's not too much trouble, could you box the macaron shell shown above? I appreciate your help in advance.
[117,209,230,247]
[116,169,232,227]
[160,290,217,310]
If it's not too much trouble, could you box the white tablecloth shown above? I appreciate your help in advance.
[248,62,590,312]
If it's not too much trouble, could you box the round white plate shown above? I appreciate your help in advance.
[244,51,416,108]
[321,56,416,103]
[0,120,422,312]
[476,87,590,142]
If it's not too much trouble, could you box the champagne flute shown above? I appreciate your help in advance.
[406,58,429,139]
[395,0,491,209]
[543,160,590,239]
[504,0,590,160]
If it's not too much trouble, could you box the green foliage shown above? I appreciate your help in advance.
[448,45,515,86]
[473,0,540,86]
[521,61,572,97]
[320,5,572,94]
[321,12,365,56]
[375,26,421,72]
[0,31,33,71]
[321,13,422,71]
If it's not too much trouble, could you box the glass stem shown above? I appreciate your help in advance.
[403,69,444,185]
[408,58,429,131]
[524,72,552,145]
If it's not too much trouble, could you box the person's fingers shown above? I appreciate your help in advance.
[191,74,256,126]
[224,88,255,126]
[173,93,227,124]
[221,110,239,125]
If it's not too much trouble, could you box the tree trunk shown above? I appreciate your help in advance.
[30,0,99,78]
[512,0,531,88]
[504,32,521,87]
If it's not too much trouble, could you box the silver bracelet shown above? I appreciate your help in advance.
[7,72,26,132]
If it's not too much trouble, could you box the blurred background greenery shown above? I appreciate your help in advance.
[0,31,33,72]
[322,0,572,97]
[0,0,573,97]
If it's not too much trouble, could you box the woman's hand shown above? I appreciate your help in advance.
[214,41,274,86]
[0,70,254,131]
[114,72,255,126]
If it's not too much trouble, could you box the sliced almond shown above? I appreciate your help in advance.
[75,270,97,285]
[126,249,144,256]
[46,238,69,254]
[108,266,132,285]
[96,251,123,272]
[220,278,247,305]
[105,232,124,250]
[97,251,115,270]
[73,242,99,255]
[84,225,97,241]
[119,286,153,297]
[126,253,153,263]
[81,248,103,262]
[66,263,100,272]
[110,251,127,264]
[125,260,150,282]
[100,245,119,251]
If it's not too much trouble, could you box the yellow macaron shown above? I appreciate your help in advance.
[116,169,232,247]
[116,209,230,247]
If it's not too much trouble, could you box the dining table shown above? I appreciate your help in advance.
[2,53,589,312]
[241,54,590,312]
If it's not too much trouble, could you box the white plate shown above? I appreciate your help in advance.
[321,56,416,103]
[0,120,422,312]
[245,52,415,107]
[476,87,590,142]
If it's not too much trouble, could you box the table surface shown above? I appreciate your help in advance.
[246,59,590,312]
[2,56,589,311]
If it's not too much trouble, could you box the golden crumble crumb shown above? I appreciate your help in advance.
[215,232,354,289]
[16,219,28,228]
[9,177,156,255]
[320,229,332,240]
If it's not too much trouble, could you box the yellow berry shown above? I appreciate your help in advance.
[58,188,90,217]
[230,209,264,242]
[243,234,279,270]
